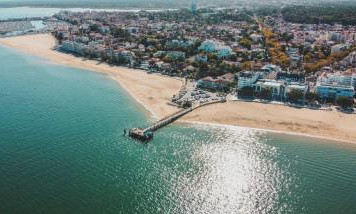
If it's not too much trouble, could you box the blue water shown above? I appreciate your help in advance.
[0,7,62,19]
[0,7,161,20]
[1,44,356,214]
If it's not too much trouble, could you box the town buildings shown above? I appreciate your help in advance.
[316,72,355,99]
[49,8,355,107]
[237,72,260,89]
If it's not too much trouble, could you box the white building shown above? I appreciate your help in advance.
[331,44,350,54]
[316,72,355,99]
[250,34,263,43]
[237,72,260,89]
[319,73,353,87]
[260,64,282,73]
[255,80,285,97]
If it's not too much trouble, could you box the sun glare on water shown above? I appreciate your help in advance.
[161,126,295,213]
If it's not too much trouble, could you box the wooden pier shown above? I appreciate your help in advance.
[128,100,223,142]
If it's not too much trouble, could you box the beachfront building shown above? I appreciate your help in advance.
[112,50,134,64]
[60,40,75,53]
[254,79,285,98]
[197,73,235,91]
[285,83,308,98]
[316,72,355,99]
[318,72,354,87]
[73,42,86,56]
[237,71,260,89]
[316,84,355,99]
[328,74,353,87]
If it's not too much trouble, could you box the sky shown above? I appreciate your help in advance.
[0,0,355,9]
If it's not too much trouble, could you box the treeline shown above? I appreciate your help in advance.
[262,28,290,69]
[304,46,356,73]
[282,5,356,25]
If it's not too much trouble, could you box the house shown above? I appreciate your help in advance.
[197,73,235,91]
[166,40,190,49]
[218,47,232,58]
[218,73,235,84]
[154,51,166,58]
[250,34,263,43]
[195,54,208,63]
[198,40,219,52]
[166,51,186,61]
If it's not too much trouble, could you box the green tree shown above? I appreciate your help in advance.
[259,88,272,100]
[242,61,252,70]
[239,37,252,49]
[288,89,304,103]
[239,87,254,98]
[89,24,100,33]
[163,55,173,63]
[336,97,354,109]
[305,92,320,103]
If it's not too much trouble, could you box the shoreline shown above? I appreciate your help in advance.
[179,120,355,146]
[0,34,355,145]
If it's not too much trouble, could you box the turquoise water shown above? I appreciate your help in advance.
[0,7,62,19]
[1,45,356,213]
[0,7,160,20]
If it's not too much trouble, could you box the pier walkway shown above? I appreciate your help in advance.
[128,100,223,142]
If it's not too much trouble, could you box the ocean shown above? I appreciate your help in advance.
[0,7,356,213]
[0,7,169,21]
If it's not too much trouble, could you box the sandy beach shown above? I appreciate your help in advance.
[0,34,355,144]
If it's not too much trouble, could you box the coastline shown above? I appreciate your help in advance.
[0,34,355,144]
[179,120,355,146]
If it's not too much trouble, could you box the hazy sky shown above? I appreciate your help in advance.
[0,0,355,8]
